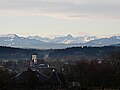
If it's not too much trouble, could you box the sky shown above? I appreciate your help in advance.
[0,0,120,37]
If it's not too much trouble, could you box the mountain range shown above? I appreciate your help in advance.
[27,34,97,44]
[0,34,119,49]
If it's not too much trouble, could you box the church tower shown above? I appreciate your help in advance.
[32,54,37,64]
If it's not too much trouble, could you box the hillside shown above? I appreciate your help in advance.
[0,46,120,61]
[49,46,120,59]
[0,46,45,60]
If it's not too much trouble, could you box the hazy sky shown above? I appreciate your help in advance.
[0,0,120,37]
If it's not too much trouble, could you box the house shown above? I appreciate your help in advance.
[5,68,66,90]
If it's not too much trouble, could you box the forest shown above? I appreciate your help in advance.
[0,46,119,61]
[0,46,45,60]
[47,50,120,89]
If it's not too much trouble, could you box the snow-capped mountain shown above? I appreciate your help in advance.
[28,34,98,44]
[75,35,97,43]
[0,34,119,49]
[49,34,75,44]
[85,36,120,46]
[0,34,18,38]
[49,34,94,44]
[0,34,48,48]
[27,36,51,42]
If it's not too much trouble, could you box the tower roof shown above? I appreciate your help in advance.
[49,69,62,85]
[9,68,48,84]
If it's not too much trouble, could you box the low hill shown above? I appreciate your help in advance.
[0,46,45,60]
[49,46,120,59]
[0,46,120,61]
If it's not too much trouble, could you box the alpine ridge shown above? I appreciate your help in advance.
[0,34,119,49]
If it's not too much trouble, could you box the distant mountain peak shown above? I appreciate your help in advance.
[27,35,51,42]
[67,34,73,37]
[66,34,74,38]
[0,34,18,38]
